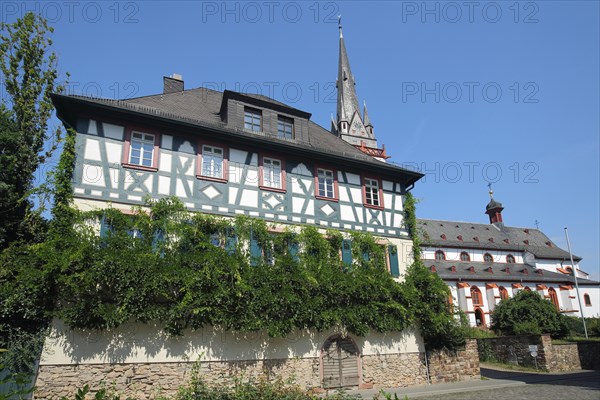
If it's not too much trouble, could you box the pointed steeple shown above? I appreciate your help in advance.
[337,18,360,127]
[363,101,372,127]
[334,18,389,161]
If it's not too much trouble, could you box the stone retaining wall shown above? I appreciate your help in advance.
[477,335,600,372]
[428,339,480,383]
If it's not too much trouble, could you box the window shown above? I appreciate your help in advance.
[435,250,446,260]
[483,253,493,263]
[244,107,262,131]
[127,131,157,168]
[199,144,226,180]
[363,177,382,208]
[549,288,560,310]
[471,286,483,306]
[277,116,294,139]
[260,156,284,191]
[499,286,509,301]
[506,254,515,264]
[523,286,531,292]
[584,294,592,306]
[316,168,337,200]
[460,252,470,262]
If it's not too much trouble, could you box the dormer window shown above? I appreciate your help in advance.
[506,254,515,264]
[483,253,493,263]
[435,250,446,260]
[244,107,262,132]
[277,116,294,139]
[460,252,470,262]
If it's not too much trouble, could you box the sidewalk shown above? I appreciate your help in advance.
[333,366,600,399]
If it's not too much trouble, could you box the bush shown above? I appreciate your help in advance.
[491,290,569,338]
[564,316,600,337]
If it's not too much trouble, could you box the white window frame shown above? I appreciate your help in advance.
[129,131,155,167]
[201,145,224,179]
[317,168,335,198]
[364,177,381,207]
[263,157,282,189]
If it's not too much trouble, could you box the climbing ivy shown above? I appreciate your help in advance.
[401,192,466,351]
[2,190,467,369]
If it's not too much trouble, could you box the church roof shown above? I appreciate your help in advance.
[417,218,582,261]
[423,260,598,285]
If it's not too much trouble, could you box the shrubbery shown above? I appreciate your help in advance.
[491,290,569,338]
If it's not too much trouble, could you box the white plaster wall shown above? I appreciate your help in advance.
[40,320,424,365]
[578,287,600,318]
[422,247,523,264]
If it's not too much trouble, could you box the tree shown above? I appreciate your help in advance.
[491,290,569,338]
[401,192,466,351]
[0,13,66,248]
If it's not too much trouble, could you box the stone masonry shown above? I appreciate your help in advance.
[427,339,481,383]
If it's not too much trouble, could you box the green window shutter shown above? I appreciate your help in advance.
[250,237,261,266]
[288,241,299,262]
[388,245,400,277]
[225,235,237,255]
[152,229,165,256]
[100,214,110,238]
[342,239,352,268]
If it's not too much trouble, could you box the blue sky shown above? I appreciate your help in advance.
[2,1,598,280]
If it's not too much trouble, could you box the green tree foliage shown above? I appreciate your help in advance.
[491,290,569,338]
[401,192,466,351]
[0,13,66,248]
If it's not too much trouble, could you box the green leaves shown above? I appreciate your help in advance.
[491,290,569,338]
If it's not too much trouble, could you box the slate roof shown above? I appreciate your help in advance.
[417,219,582,261]
[51,88,423,185]
[423,260,599,285]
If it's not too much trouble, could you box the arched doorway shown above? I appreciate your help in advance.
[321,335,360,389]
[474,308,486,327]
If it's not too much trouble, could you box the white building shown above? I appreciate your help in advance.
[418,192,599,327]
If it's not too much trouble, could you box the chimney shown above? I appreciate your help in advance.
[163,74,184,94]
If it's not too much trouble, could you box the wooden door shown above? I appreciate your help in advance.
[322,336,359,389]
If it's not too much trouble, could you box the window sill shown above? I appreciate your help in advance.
[364,203,384,210]
[197,175,228,184]
[259,185,286,194]
[122,163,158,172]
[315,195,339,202]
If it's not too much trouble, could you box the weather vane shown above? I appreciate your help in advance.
[338,15,342,29]
[487,182,493,198]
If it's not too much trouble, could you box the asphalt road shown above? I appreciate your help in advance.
[345,367,600,400]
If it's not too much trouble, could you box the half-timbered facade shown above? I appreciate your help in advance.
[418,193,600,327]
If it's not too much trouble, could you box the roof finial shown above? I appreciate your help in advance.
[338,15,343,37]
[488,182,494,198]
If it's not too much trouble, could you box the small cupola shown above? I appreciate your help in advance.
[485,185,504,226]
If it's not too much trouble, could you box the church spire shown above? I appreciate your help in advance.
[334,18,388,161]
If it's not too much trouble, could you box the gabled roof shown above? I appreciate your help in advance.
[424,260,598,285]
[417,218,582,261]
[51,88,423,186]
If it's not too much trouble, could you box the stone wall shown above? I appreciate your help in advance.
[362,352,428,388]
[477,335,600,372]
[577,341,600,370]
[427,339,481,383]
[35,358,321,400]
[477,335,548,370]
